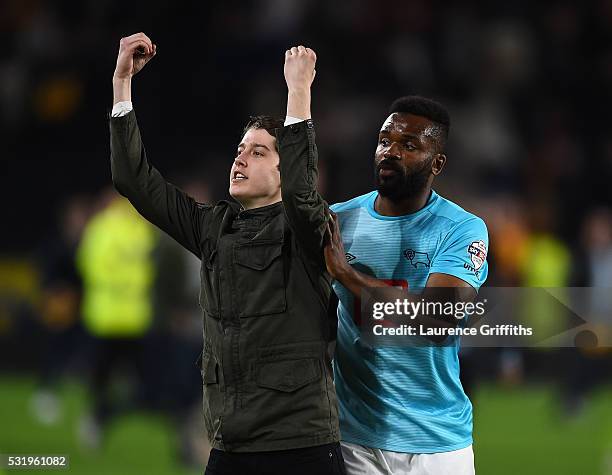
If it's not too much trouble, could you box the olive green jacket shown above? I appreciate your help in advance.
[110,111,339,452]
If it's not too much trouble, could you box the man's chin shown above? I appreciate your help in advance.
[229,184,247,198]
[375,178,402,198]
[376,186,398,199]
[376,183,421,201]
[230,187,256,207]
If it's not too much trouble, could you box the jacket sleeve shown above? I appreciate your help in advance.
[277,120,329,265]
[109,110,210,258]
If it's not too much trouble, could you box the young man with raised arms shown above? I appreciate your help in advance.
[110,32,346,475]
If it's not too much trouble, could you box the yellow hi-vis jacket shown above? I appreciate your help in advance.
[77,197,157,337]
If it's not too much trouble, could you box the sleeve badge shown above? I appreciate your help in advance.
[467,240,487,270]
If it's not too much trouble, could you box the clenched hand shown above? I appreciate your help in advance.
[284,45,317,92]
[113,32,157,81]
[284,45,317,120]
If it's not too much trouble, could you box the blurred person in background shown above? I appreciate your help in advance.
[324,96,488,475]
[519,203,571,290]
[517,201,572,386]
[30,194,91,425]
[76,190,158,448]
[152,177,212,469]
[481,195,531,388]
[109,33,345,474]
[560,208,612,416]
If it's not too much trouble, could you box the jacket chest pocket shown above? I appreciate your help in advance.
[233,239,286,317]
[199,242,220,319]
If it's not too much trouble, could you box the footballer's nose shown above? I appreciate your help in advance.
[383,142,401,160]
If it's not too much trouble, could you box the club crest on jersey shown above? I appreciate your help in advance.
[467,240,487,270]
[345,252,356,263]
[403,249,431,268]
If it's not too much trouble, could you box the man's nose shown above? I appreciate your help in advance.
[234,152,247,167]
[383,142,401,160]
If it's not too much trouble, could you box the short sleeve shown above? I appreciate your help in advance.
[429,217,489,290]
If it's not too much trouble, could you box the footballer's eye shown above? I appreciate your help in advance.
[379,137,390,146]
[404,142,416,151]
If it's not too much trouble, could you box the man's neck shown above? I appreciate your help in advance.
[374,189,432,217]
[240,197,282,211]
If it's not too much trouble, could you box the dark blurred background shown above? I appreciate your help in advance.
[1,1,611,474]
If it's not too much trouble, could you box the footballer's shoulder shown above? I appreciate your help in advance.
[330,190,377,213]
[431,191,486,227]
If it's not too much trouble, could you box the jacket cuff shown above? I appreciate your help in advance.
[276,119,315,147]
[111,100,133,117]
[109,108,136,131]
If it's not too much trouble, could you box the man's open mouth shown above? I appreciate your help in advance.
[232,171,248,181]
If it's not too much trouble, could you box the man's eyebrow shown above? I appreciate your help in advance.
[379,130,422,141]
[237,142,270,151]
[253,143,271,151]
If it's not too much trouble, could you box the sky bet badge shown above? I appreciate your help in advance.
[468,240,487,270]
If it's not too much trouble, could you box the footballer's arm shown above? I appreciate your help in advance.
[324,211,476,341]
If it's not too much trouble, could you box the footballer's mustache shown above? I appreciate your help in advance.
[376,159,403,174]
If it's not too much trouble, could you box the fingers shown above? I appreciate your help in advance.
[140,32,153,49]
[120,32,154,54]
[285,45,317,60]
[332,216,341,244]
[134,32,153,53]
[325,211,339,243]
[133,40,150,55]
[306,47,317,61]
[144,43,157,60]
[324,222,333,247]
[324,211,336,247]
[329,210,338,228]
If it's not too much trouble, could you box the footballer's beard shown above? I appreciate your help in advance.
[375,156,433,202]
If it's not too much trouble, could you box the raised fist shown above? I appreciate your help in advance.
[113,32,157,80]
[284,45,317,91]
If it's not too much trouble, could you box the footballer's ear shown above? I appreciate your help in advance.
[432,153,446,176]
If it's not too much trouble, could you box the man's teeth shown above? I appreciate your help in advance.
[234,172,247,180]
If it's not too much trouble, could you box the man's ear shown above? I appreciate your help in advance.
[432,153,446,176]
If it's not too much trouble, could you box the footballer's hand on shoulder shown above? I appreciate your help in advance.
[284,45,317,92]
[113,32,157,81]
[324,211,350,280]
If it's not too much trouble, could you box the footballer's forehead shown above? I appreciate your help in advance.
[380,112,443,145]
[381,113,434,135]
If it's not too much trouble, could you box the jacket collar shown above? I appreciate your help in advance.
[236,200,282,220]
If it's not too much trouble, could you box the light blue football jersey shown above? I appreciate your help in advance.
[330,189,488,453]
